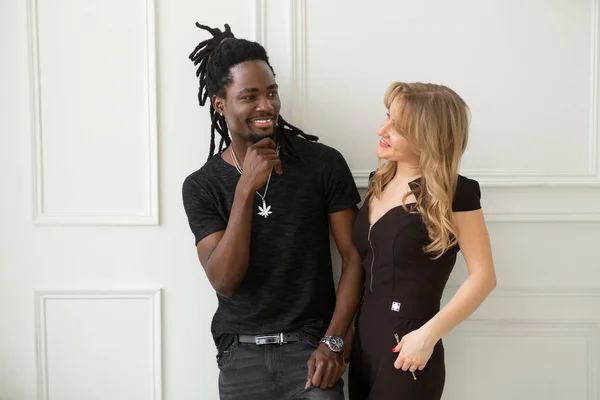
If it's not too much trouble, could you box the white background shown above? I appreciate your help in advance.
[1,0,599,399]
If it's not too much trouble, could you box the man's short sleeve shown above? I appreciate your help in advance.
[182,176,227,246]
[323,148,361,214]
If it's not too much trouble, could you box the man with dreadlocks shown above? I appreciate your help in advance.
[182,23,363,399]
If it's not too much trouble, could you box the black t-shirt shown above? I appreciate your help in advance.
[182,135,361,352]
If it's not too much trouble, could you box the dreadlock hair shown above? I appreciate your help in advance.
[189,23,318,160]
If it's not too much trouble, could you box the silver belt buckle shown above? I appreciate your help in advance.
[255,333,285,345]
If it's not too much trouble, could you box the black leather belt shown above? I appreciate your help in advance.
[237,332,301,345]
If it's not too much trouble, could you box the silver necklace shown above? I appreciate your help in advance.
[230,146,279,218]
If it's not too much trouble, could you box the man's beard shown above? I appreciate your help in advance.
[247,131,276,144]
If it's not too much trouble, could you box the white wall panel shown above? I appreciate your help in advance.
[28,0,158,225]
[1,0,599,399]
[278,0,600,220]
[439,288,600,400]
[444,320,598,400]
[35,291,162,400]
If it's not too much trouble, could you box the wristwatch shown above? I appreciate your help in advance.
[320,336,344,353]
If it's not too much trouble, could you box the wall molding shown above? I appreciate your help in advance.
[354,169,600,221]
[441,286,600,397]
[34,290,162,400]
[290,0,307,126]
[458,0,597,185]
[352,169,600,190]
[254,0,266,45]
[27,0,159,225]
[452,319,600,399]
[482,211,600,223]
[443,285,600,298]
[289,0,600,188]
[352,171,372,190]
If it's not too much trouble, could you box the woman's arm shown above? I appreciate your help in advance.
[421,208,497,341]
[394,208,496,371]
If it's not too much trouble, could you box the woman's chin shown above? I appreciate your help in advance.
[376,147,391,159]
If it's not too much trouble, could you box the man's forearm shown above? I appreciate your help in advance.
[205,183,254,297]
[324,251,364,338]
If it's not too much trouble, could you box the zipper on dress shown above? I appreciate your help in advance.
[368,225,374,292]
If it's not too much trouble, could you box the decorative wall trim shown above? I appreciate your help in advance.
[28,0,159,225]
[482,211,600,223]
[453,319,599,399]
[254,0,266,45]
[441,286,600,397]
[443,285,600,298]
[34,290,162,400]
[290,0,307,126]
[353,169,600,221]
[353,166,600,188]
[458,0,599,185]
[289,0,600,188]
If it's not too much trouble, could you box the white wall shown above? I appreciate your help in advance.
[1,0,599,399]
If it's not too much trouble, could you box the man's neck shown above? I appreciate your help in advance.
[230,140,252,166]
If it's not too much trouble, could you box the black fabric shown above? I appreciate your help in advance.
[182,135,361,354]
[349,293,446,400]
[217,337,344,399]
[349,174,480,399]
[450,176,481,212]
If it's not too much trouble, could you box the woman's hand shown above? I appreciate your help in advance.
[392,328,436,372]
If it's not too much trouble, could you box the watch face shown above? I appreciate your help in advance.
[323,336,344,352]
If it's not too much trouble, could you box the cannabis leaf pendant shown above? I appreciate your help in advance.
[258,200,272,218]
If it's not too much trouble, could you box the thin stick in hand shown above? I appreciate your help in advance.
[394,333,417,380]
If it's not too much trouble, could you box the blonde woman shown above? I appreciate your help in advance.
[347,82,497,399]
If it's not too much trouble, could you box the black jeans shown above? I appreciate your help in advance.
[217,335,345,400]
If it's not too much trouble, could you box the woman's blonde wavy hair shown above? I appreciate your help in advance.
[366,82,470,259]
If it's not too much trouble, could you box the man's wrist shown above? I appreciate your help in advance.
[235,177,254,201]
[320,335,344,354]
[317,343,342,358]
